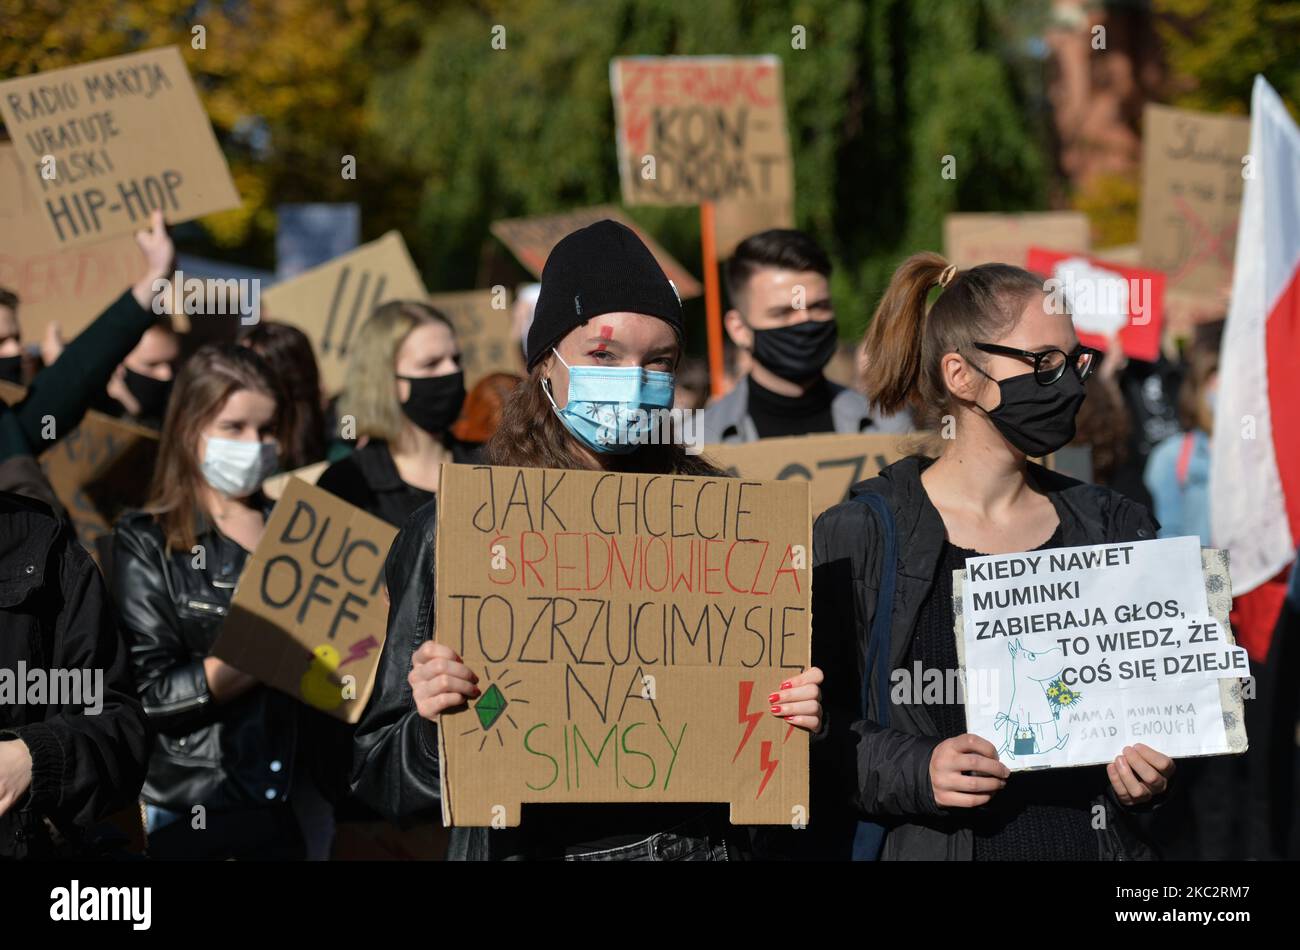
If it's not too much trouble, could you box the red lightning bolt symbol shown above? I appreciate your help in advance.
[338,635,380,669]
[757,740,778,799]
[733,681,762,763]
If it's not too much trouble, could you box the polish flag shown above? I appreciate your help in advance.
[1210,76,1300,602]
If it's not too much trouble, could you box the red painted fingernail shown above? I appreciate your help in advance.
[781,681,792,690]
[767,692,780,703]
[770,705,781,714]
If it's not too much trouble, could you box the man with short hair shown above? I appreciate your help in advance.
[701,229,911,443]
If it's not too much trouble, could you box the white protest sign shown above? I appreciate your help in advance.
[956,536,1248,770]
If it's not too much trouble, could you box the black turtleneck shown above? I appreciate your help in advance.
[746,374,835,439]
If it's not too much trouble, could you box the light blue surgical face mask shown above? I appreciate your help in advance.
[542,348,675,455]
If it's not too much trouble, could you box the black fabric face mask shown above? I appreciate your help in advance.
[975,365,1087,457]
[124,368,173,419]
[751,317,838,383]
[399,371,466,436]
[0,355,23,385]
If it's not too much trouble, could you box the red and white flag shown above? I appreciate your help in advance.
[1210,76,1300,596]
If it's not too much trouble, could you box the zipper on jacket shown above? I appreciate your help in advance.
[185,599,227,616]
[145,693,212,715]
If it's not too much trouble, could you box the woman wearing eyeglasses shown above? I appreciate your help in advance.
[811,254,1174,861]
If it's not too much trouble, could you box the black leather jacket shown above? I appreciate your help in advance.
[111,508,304,813]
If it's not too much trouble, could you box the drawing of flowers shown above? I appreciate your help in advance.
[1046,678,1081,716]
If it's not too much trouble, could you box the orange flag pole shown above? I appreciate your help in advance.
[700,201,725,398]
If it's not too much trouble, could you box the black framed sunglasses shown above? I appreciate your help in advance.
[971,341,1104,385]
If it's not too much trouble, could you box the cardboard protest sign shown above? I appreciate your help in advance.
[1138,104,1250,303]
[490,205,702,299]
[261,231,429,393]
[212,479,396,723]
[944,212,1090,270]
[0,382,160,558]
[262,460,329,501]
[954,536,1248,770]
[0,46,240,250]
[1027,248,1167,362]
[428,290,524,386]
[714,197,795,261]
[434,463,811,826]
[610,56,794,212]
[0,143,145,342]
[704,433,910,517]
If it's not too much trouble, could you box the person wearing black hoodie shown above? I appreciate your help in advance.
[809,254,1175,861]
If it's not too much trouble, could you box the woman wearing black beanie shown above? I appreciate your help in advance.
[352,220,823,860]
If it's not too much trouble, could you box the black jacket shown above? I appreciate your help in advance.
[111,508,306,813]
[813,455,1162,860]
[317,440,474,529]
[0,491,149,859]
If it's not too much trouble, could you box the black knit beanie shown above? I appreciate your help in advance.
[526,219,683,368]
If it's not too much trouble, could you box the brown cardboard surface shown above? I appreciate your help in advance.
[490,205,702,298]
[428,290,524,387]
[610,56,794,212]
[944,212,1091,270]
[261,231,429,393]
[1138,104,1250,303]
[714,197,795,260]
[212,478,397,723]
[704,432,912,517]
[0,46,240,250]
[434,463,812,826]
[0,381,159,559]
[263,460,329,501]
[0,143,145,343]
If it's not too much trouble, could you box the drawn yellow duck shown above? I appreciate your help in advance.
[300,645,344,712]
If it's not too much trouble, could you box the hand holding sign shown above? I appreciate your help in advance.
[1107,743,1175,806]
[929,733,1009,808]
[129,210,174,311]
[410,641,481,720]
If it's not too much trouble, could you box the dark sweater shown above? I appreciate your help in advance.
[746,375,835,439]
[910,523,1099,860]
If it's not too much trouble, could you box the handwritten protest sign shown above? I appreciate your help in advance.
[428,290,524,386]
[705,433,910,517]
[1027,248,1167,363]
[0,143,145,343]
[0,382,159,559]
[262,461,329,501]
[262,231,428,393]
[944,212,1090,270]
[955,536,1248,770]
[610,56,794,212]
[1138,104,1250,303]
[213,479,395,723]
[0,46,240,250]
[490,205,702,298]
[434,463,811,826]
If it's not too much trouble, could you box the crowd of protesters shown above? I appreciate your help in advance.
[0,211,1294,862]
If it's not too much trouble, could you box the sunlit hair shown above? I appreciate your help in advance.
[486,362,724,476]
[862,252,1046,432]
[144,344,284,551]
[337,300,455,443]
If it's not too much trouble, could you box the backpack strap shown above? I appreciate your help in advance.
[1175,430,1195,490]
[850,492,898,727]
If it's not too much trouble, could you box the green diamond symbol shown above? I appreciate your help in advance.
[474,683,507,730]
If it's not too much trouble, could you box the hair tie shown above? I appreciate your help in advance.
[938,264,959,288]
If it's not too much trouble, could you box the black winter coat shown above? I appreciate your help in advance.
[812,456,1163,860]
[0,491,149,859]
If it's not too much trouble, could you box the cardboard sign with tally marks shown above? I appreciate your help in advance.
[0,46,240,250]
[212,478,396,723]
[261,230,428,393]
[434,463,812,827]
[610,56,794,212]
[704,432,911,518]
[490,205,702,299]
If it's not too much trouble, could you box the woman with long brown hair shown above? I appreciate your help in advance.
[112,343,336,859]
[813,253,1175,860]
[352,221,822,860]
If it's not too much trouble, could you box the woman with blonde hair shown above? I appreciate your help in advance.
[317,300,468,527]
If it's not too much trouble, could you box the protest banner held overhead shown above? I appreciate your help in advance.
[212,479,396,724]
[955,536,1248,771]
[434,463,812,827]
[0,46,241,250]
[261,231,429,393]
